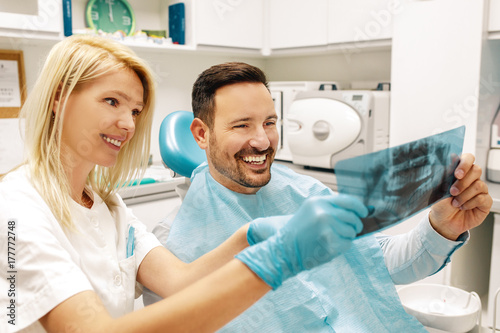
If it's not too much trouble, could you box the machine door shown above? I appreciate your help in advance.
[286,97,361,168]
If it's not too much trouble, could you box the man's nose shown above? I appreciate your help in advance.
[249,127,271,151]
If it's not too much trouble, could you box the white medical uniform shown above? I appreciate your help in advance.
[0,167,161,333]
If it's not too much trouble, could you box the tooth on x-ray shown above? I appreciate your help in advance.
[335,126,465,237]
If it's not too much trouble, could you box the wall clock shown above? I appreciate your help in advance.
[86,0,136,36]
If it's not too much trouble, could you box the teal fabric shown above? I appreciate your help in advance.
[165,163,427,332]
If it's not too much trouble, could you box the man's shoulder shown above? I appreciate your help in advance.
[269,163,331,195]
[191,162,210,179]
[271,163,320,182]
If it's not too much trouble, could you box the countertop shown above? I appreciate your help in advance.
[118,164,184,205]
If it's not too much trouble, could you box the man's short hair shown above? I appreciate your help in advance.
[191,62,269,129]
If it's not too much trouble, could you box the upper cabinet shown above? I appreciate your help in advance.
[191,0,264,50]
[0,0,494,55]
[268,0,328,50]
[267,0,394,54]
[327,0,394,44]
[69,0,263,52]
[489,0,500,36]
[390,0,484,152]
[0,0,62,39]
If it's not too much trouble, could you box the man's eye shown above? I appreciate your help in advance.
[234,124,247,128]
[105,98,118,107]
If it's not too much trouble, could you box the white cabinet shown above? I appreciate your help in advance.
[327,0,395,44]
[0,0,62,39]
[192,0,264,49]
[70,0,264,52]
[489,0,500,33]
[160,0,263,50]
[390,0,485,153]
[267,0,394,54]
[488,213,500,330]
[268,0,328,50]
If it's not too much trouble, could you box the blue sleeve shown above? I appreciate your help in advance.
[376,213,469,285]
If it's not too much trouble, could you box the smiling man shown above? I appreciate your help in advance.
[145,62,492,332]
[191,79,278,194]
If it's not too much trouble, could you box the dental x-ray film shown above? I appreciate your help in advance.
[335,126,465,237]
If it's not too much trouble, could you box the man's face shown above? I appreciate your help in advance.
[206,82,279,194]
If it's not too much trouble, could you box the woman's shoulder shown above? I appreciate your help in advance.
[0,166,56,219]
[0,166,36,199]
[0,167,62,233]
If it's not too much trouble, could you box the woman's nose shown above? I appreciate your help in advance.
[118,111,136,133]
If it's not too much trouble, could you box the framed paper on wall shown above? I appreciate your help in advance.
[0,49,26,118]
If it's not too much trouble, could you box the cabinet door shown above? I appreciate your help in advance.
[390,0,484,152]
[0,0,61,38]
[194,0,263,49]
[490,0,500,32]
[489,213,500,330]
[328,0,395,44]
[269,0,328,50]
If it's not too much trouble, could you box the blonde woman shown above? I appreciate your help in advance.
[0,35,369,332]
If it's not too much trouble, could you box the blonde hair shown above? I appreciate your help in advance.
[19,35,155,229]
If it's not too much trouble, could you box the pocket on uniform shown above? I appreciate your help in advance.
[117,254,139,308]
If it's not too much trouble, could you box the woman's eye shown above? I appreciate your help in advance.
[132,110,141,117]
[105,98,118,107]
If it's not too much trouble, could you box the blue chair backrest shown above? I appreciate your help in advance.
[159,111,207,178]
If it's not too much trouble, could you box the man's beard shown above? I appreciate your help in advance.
[208,134,274,189]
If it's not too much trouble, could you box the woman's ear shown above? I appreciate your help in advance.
[52,83,64,115]
[190,117,209,150]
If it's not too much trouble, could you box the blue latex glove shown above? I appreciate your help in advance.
[236,194,368,289]
[247,215,291,245]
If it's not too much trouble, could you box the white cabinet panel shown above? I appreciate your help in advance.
[194,0,263,49]
[390,0,484,153]
[0,1,38,16]
[490,0,500,32]
[328,0,395,44]
[488,213,500,329]
[0,0,61,38]
[269,0,328,50]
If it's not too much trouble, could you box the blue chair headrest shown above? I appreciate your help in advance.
[159,111,207,178]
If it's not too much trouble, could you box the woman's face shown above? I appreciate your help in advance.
[57,68,144,169]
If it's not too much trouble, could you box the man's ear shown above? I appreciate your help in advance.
[190,117,209,150]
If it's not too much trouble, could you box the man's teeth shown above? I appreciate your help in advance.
[103,135,122,147]
[243,155,266,163]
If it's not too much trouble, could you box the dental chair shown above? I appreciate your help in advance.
[148,110,207,251]
[158,110,206,200]
[143,112,206,307]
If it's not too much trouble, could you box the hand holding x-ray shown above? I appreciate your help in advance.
[428,152,492,240]
[335,126,468,237]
